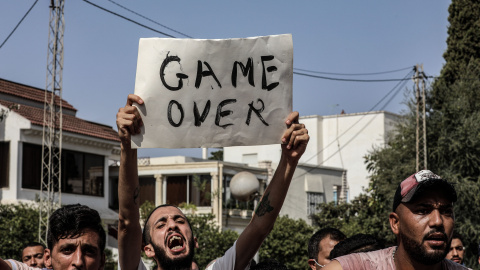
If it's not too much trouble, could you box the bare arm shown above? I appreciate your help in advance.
[117,94,144,270]
[0,259,12,270]
[0,259,41,270]
[234,111,309,270]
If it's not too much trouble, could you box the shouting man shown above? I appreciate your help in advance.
[116,94,309,270]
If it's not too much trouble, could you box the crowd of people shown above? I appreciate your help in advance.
[1,94,479,270]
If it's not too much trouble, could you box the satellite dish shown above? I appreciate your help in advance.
[230,171,259,201]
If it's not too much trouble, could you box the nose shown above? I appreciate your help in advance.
[452,248,458,256]
[428,209,443,228]
[72,248,85,269]
[166,218,178,231]
[29,257,37,266]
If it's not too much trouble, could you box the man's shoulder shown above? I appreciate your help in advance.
[442,259,472,270]
[334,247,395,270]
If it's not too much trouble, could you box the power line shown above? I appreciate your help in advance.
[293,71,413,82]
[106,0,192,38]
[293,66,414,76]
[291,70,414,181]
[0,0,39,50]
[81,1,421,84]
[82,0,176,38]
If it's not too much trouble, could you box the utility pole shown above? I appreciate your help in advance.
[414,64,427,172]
[39,0,65,245]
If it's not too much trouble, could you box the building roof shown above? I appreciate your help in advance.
[0,78,76,112]
[0,78,120,142]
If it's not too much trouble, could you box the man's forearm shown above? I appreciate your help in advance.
[234,155,298,270]
[118,147,142,270]
[251,155,297,234]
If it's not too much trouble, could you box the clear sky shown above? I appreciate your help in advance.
[0,1,451,158]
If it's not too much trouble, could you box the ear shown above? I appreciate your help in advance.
[389,211,400,235]
[194,236,199,249]
[307,259,316,270]
[44,249,52,268]
[143,244,156,258]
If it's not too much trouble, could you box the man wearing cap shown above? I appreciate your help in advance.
[323,170,471,270]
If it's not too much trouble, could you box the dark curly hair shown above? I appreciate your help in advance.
[330,234,385,259]
[47,204,106,253]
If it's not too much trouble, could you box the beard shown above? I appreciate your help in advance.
[152,234,195,270]
[399,229,450,265]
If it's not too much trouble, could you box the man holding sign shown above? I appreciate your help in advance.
[117,34,304,270]
[117,94,308,270]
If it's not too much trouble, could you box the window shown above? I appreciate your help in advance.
[22,143,105,196]
[139,176,155,206]
[0,142,9,188]
[307,192,324,215]
[22,143,42,189]
[166,175,211,207]
[63,150,104,196]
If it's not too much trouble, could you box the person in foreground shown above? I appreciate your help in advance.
[0,204,106,270]
[323,170,471,270]
[116,94,309,270]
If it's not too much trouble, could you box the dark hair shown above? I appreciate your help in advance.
[21,242,46,257]
[308,228,346,260]
[250,259,289,270]
[452,232,463,244]
[330,234,385,259]
[142,204,193,245]
[47,204,106,253]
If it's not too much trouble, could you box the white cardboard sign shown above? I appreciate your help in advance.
[131,34,293,148]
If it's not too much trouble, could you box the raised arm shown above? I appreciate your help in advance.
[234,111,309,270]
[0,259,12,270]
[117,94,144,270]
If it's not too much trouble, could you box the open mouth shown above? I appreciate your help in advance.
[166,233,186,253]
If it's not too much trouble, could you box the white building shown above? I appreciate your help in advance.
[109,155,270,234]
[224,111,398,221]
[0,78,121,247]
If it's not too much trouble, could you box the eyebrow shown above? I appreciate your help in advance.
[153,214,186,226]
[415,202,452,208]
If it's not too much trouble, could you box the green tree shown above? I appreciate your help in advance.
[312,194,394,245]
[259,215,314,270]
[189,213,238,269]
[313,1,480,267]
[208,149,223,161]
[364,0,480,267]
[0,203,41,260]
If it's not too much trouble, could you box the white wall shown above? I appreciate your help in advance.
[224,111,399,201]
[0,107,31,202]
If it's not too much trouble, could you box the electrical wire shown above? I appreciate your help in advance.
[106,0,192,38]
[82,1,422,85]
[291,70,414,181]
[0,0,39,50]
[294,66,414,76]
[293,71,413,82]
[82,0,176,38]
